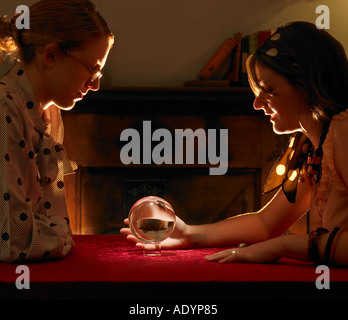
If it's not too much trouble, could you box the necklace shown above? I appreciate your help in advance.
[306,146,322,184]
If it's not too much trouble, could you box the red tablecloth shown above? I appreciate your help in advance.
[1,235,348,300]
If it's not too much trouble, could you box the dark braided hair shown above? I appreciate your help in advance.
[248,21,348,120]
[308,119,331,183]
[316,120,331,159]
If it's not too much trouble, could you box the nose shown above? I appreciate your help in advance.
[253,95,266,110]
[86,78,100,91]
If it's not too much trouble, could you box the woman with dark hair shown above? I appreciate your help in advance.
[0,0,113,262]
[122,21,348,267]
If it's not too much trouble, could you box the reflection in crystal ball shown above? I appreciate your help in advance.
[129,196,176,244]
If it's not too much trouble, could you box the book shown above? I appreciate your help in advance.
[258,30,271,47]
[240,36,250,87]
[198,38,237,80]
[239,30,272,86]
[248,32,258,55]
[224,32,242,82]
[248,30,272,55]
[188,29,274,87]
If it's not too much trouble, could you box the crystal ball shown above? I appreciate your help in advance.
[128,196,176,245]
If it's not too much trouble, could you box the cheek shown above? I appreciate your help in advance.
[61,62,87,87]
[60,76,85,95]
[50,81,80,107]
[52,82,74,99]
[272,97,296,116]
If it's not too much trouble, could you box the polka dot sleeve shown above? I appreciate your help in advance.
[0,63,75,262]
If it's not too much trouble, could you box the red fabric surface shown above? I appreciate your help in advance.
[1,234,348,284]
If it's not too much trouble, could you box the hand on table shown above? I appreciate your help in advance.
[205,238,282,264]
[120,215,191,249]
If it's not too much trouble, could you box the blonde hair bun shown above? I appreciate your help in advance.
[0,0,113,64]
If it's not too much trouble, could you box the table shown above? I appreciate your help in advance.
[1,235,348,301]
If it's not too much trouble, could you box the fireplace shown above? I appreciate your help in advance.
[62,87,305,235]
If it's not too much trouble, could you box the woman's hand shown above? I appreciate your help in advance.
[205,237,283,264]
[120,215,192,249]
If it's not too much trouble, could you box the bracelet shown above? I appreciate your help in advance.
[323,227,341,266]
[308,227,328,265]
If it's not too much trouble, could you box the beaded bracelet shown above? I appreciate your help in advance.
[308,227,328,265]
[323,227,341,266]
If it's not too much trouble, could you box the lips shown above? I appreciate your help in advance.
[264,110,277,121]
[270,114,277,121]
[75,91,88,100]
[73,92,83,101]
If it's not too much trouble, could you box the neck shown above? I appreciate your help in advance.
[299,111,323,149]
[21,61,53,116]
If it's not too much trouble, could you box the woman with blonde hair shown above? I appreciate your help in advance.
[0,0,113,262]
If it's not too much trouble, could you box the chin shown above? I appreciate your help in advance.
[61,105,76,111]
[55,101,76,111]
[273,126,302,135]
[272,122,300,135]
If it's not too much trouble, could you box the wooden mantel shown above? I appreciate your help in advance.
[67,86,256,115]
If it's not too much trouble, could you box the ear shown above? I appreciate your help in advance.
[41,43,61,67]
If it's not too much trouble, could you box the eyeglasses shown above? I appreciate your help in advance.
[63,50,102,83]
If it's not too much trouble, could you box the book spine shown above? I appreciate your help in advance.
[258,30,271,47]
[240,36,250,87]
[248,32,258,55]
[224,32,242,82]
[198,38,237,80]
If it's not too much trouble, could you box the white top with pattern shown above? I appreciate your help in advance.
[0,63,76,262]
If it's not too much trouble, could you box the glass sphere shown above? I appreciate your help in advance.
[128,196,176,255]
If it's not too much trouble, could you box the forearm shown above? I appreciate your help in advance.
[275,234,309,261]
[274,231,348,266]
[187,212,272,248]
[187,185,310,249]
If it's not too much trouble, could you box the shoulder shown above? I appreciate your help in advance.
[332,110,348,149]
[0,87,21,115]
[330,110,348,188]
[0,85,27,133]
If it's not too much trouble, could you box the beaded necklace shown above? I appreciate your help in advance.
[263,120,331,205]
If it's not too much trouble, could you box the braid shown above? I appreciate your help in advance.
[307,119,331,183]
[316,119,331,158]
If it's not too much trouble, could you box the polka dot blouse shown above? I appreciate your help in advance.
[0,63,76,262]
